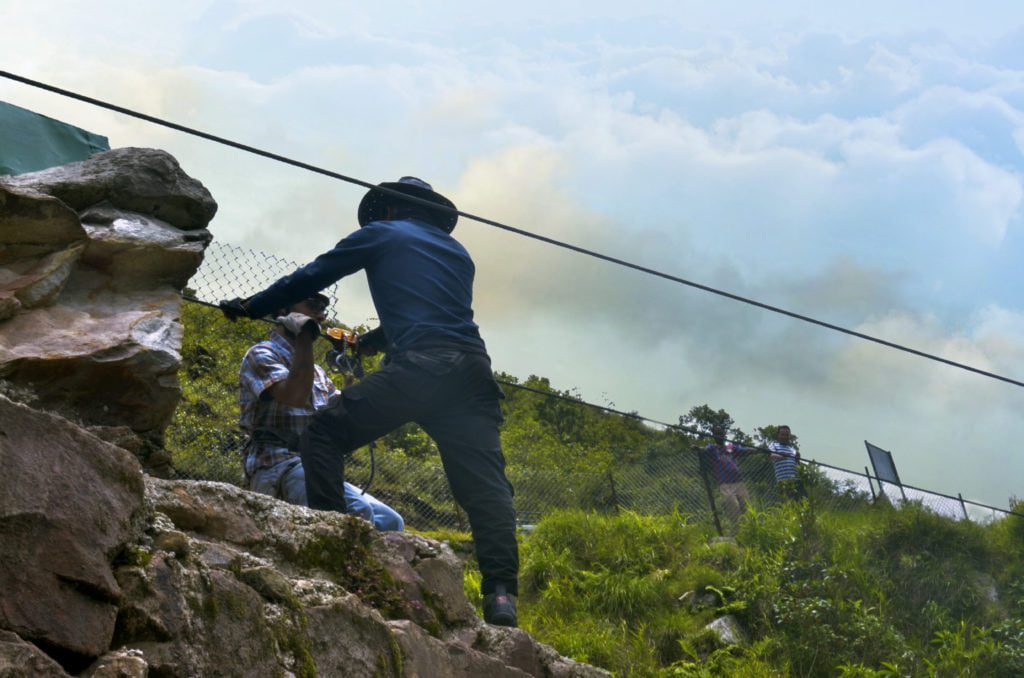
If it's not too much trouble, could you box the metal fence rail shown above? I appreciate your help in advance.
[166,241,1022,533]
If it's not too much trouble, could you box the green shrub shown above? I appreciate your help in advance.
[518,501,1022,676]
[869,503,999,637]
[924,621,1023,677]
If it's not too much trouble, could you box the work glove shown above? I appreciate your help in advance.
[275,312,321,338]
[219,297,253,321]
[356,326,387,355]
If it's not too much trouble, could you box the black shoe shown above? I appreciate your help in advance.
[482,584,518,627]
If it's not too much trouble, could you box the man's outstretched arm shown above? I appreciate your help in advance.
[267,314,319,407]
[246,226,385,318]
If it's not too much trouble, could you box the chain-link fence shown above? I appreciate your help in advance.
[167,241,1023,534]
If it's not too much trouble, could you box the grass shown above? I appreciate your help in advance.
[452,501,1024,677]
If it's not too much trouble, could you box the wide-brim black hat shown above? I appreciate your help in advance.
[357,176,458,233]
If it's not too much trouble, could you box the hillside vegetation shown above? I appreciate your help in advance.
[467,500,1023,677]
[171,302,815,522]
[168,301,1023,676]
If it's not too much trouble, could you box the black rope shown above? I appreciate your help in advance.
[6,70,1021,389]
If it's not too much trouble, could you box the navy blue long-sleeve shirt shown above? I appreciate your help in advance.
[246,218,486,354]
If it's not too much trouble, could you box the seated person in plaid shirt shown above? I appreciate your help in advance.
[238,293,404,531]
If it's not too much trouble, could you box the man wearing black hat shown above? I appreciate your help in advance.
[221,177,519,626]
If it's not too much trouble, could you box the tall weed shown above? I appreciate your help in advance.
[868,503,999,636]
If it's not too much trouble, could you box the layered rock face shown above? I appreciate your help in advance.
[0,396,145,670]
[0,423,607,677]
[0,148,215,455]
[0,150,607,677]
[113,478,606,678]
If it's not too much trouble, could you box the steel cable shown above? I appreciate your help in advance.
[3,69,1021,389]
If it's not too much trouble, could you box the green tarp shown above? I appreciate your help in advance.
[0,100,110,175]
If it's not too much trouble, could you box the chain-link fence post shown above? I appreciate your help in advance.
[695,446,723,537]
[606,470,621,515]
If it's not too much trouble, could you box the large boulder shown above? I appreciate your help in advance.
[0,427,607,677]
[0,243,84,309]
[0,630,69,678]
[79,204,211,291]
[1,148,217,232]
[0,284,185,432]
[0,148,215,441]
[131,477,608,677]
[704,615,747,647]
[303,594,403,676]
[0,395,144,668]
[0,184,85,263]
[81,649,148,678]
[389,620,531,678]
[0,184,86,323]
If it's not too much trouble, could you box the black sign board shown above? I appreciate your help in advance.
[865,441,906,500]
[865,441,901,485]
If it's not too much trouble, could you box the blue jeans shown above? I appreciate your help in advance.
[247,456,404,532]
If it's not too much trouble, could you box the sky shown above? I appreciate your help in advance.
[2,1,1023,509]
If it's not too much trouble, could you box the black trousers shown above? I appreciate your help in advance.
[300,347,519,596]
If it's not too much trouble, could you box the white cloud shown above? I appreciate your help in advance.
[3,5,1024,507]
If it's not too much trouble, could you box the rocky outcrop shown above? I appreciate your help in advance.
[704,615,747,647]
[0,148,608,677]
[0,148,215,459]
[0,184,86,263]
[80,649,148,678]
[0,631,68,677]
[0,402,608,677]
[0,395,145,670]
[125,477,608,678]
[0,148,217,232]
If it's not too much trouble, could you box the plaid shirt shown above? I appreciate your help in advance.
[239,331,339,471]
[701,443,748,485]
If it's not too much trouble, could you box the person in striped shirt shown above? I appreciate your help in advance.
[766,425,804,499]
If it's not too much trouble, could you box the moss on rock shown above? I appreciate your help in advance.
[294,519,405,619]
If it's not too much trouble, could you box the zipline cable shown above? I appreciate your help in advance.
[4,70,1022,389]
